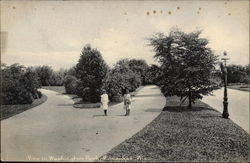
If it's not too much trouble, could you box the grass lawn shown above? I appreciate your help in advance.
[99,96,250,162]
[1,94,47,120]
[42,86,66,94]
[227,84,250,92]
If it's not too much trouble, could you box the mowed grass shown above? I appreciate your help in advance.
[99,96,250,162]
[1,94,47,120]
[42,86,66,94]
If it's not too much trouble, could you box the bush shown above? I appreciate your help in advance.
[103,60,142,102]
[37,91,42,98]
[104,70,124,102]
[1,64,41,104]
[75,83,101,102]
[64,75,78,94]
[243,76,250,84]
[49,72,64,86]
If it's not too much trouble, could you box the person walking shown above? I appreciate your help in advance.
[123,89,132,116]
[101,90,109,116]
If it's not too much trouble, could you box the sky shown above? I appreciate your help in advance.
[1,0,249,70]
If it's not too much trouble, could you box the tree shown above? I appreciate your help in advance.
[114,59,141,92]
[103,59,142,102]
[227,64,247,83]
[33,65,53,86]
[128,59,149,85]
[149,28,218,108]
[145,64,162,85]
[75,45,109,102]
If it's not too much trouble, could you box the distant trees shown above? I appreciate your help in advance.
[75,45,109,102]
[32,66,66,86]
[33,66,53,86]
[226,64,249,84]
[149,28,218,108]
[1,64,41,104]
[145,64,162,85]
[128,59,149,85]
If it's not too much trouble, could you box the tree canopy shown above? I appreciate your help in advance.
[149,28,218,108]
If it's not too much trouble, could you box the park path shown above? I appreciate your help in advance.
[1,85,165,161]
[202,88,249,133]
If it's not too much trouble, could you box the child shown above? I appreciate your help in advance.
[123,89,132,116]
[101,90,109,116]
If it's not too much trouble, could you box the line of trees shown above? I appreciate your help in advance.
[226,64,250,84]
[0,64,69,105]
[3,28,248,106]
[31,66,67,86]
[64,45,156,103]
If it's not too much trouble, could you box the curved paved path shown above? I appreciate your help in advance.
[202,88,249,133]
[1,85,165,161]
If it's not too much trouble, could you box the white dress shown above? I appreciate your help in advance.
[123,94,131,110]
[101,94,109,110]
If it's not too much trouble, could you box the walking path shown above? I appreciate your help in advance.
[202,88,249,133]
[1,85,165,161]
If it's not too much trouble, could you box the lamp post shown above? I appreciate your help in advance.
[221,51,229,119]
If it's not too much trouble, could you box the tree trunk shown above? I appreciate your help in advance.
[188,87,192,109]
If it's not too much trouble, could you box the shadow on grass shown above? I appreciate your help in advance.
[201,115,222,118]
[1,94,48,120]
[162,106,214,112]
[145,108,163,112]
[57,104,74,106]
[135,94,162,98]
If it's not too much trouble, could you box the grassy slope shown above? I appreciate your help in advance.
[1,94,47,120]
[42,86,66,94]
[99,96,250,162]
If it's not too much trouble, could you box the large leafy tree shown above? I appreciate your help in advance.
[149,28,218,108]
[75,45,109,102]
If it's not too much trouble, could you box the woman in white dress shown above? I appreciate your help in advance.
[101,90,109,116]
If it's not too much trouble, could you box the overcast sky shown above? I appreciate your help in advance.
[1,0,249,70]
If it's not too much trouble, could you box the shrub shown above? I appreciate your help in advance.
[104,70,124,102]
[103,59,142,102]
[64,75,78,94]
[243,76,250,84]
[1,64,41,104]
